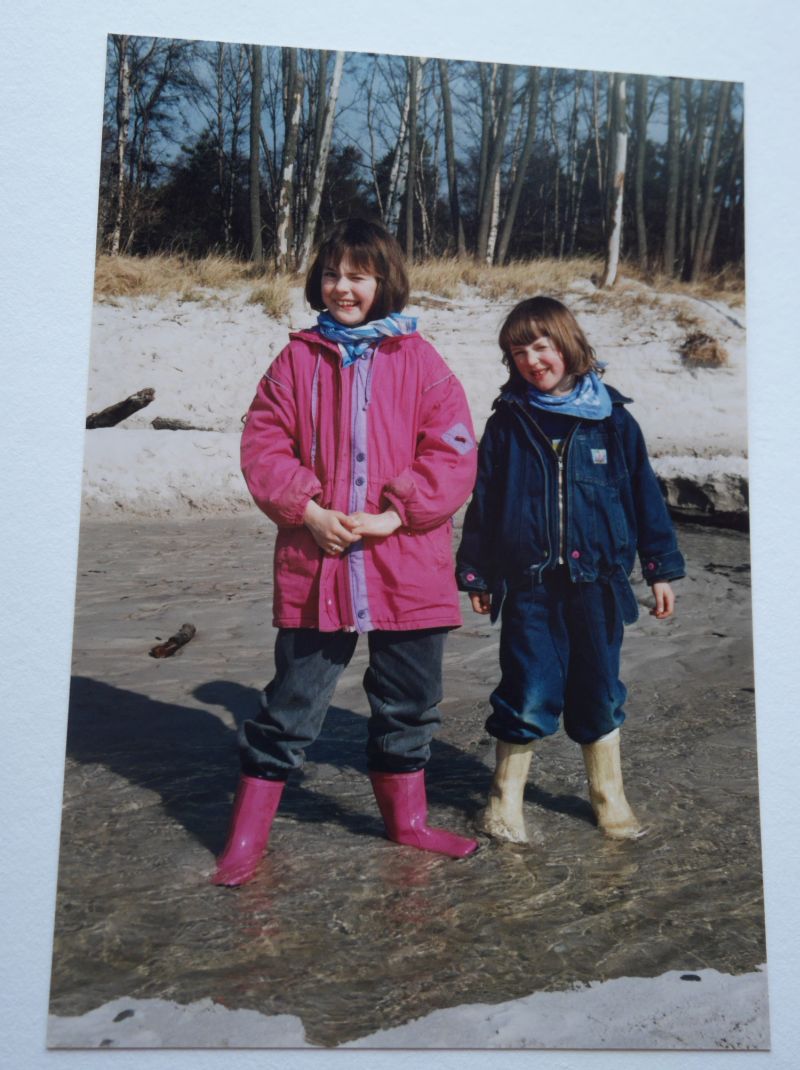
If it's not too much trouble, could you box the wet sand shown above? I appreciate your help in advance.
[48,515,766,1048]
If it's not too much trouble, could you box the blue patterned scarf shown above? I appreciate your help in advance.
[317,311,418,366]
[526,369,612,420]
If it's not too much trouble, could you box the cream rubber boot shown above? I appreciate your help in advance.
[580,728,644,840]
[478,740,535,843]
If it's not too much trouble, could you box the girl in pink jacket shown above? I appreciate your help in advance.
[212,219,479,886]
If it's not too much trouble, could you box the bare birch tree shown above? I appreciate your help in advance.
[110,34,131,255]
[690,81,733,280]
[496,66,540,264]
[601,74,628,287]
[475,62,515,262]
[663,77,682,275]
[633,74,649,266]
[298,50,345,272]
[249,45,263,262]
[438,59,466,256]
[404,55,419,258]
[275,48,304,270]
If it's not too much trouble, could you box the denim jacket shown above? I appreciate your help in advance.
[456,384,685,623]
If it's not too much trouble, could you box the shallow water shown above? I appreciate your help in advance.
[49,517,765,1047]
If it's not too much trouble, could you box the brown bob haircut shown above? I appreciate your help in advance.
[305,218,410,321]
[499,296,599,383]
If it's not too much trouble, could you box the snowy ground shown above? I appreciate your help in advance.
[81,279,747,519]
[49,967,768,1050]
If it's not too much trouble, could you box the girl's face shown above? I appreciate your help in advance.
[321,255,379,326]
[510,335,574,395]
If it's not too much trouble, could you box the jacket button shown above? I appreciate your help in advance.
[357,609,367,619]
[465,572,476,581]
[355,476,365,486]
[356,452,365,462]
[647,561,656,571]
[571,550,581,559]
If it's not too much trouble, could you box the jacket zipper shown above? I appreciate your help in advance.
[507,400,555,573]
[508,399,580,572]
[557,425,579,565]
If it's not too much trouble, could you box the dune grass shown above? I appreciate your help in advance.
[95,252,744,311]
[246,277,293,320]
[621,261,745,306]
[409,256,605,301]
[94,253,297,302]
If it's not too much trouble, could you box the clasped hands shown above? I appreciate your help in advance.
[304,499,402,556]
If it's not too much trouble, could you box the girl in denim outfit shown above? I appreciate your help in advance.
[456,296,684,844]
[212,219,479,886]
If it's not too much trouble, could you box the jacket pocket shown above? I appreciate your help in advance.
[274,526,321,578]
[572,428,627,487]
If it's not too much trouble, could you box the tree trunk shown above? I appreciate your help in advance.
[633,74,648,266]
[475,64,493,233]
[438,58,466,256]
[249,45,263,262]
[275,49,303,271]
[601,75,628,287]
[706,112,744,269]
[298,50,344,272]
[476,63,515,262]
[386,72,411,232]
[110,35,130,255]
[685,80,709,269]
[548,69,563,258]
[591,72,607,240]
[404,55,418,259]
[690,81,732,281]
[663,77,682,275]
[563,71,584,258]
[497,67,540,265]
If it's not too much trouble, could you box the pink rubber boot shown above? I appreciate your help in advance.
[211,775,285,886]
[369,770,478,858]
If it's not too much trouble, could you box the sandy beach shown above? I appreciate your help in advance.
[81,279,747,521]
[43,278,767,1050]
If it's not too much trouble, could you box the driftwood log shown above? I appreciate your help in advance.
[151,417,213,431]
[86,388,155,429]
[148,623,196,659]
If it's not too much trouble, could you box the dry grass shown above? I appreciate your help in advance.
[94,253,295,302]
[410,255,604,302]
[585,284,662,313]
[246,277,292,320]
[95,252,744,315]
[673,305,704,332]
[679,330,729,367]
[622,260,745,307]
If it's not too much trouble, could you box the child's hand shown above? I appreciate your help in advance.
[650,581,675,619]
[303,500,361,555]
[470,591,492,615]
[346,508,402,539]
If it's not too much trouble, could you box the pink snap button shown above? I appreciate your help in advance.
[466,572,476,581]
[570,550,581,559]
[647,562,656,571]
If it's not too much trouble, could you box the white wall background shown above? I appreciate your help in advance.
[2,2,798,1068]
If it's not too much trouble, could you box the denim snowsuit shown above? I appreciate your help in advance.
[456,384,685,744]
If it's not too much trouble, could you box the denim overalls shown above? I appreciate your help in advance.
[456,384,685,745]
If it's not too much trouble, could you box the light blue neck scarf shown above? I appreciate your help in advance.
[317,311,418,366]
[526,369,612,420]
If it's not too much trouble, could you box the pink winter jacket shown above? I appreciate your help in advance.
[241,327,477,632]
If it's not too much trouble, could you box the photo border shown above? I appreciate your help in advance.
[3,1,799,1068]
